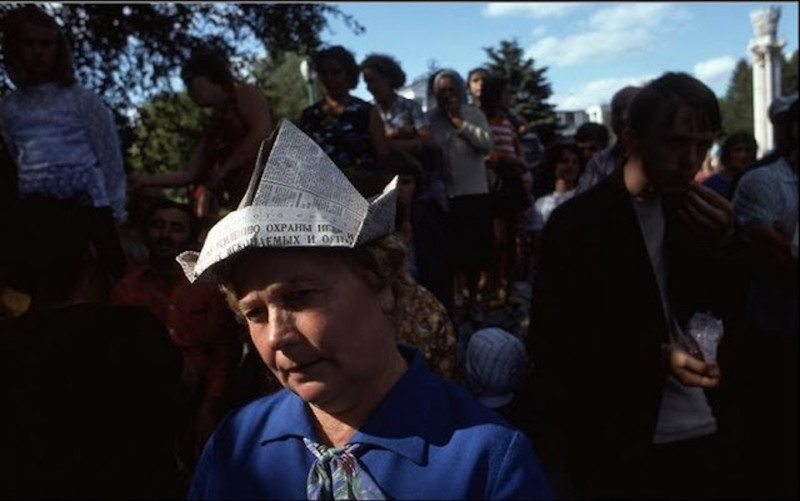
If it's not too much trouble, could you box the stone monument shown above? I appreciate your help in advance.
[749,6,785,156]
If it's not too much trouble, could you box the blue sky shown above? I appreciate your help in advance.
[320,2,799,110]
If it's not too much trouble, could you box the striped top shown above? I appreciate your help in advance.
[489,117,519,158]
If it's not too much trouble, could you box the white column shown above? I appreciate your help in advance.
[749,6,786,157]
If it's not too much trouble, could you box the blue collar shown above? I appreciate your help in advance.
[258,345,429,465]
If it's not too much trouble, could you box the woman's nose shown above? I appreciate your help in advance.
[265,308,296,350]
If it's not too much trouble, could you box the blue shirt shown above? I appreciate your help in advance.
[702,173,734,200]
[188,346,552,499]
[732,156,798,333]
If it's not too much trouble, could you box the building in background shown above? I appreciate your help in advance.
[398,75,433,113]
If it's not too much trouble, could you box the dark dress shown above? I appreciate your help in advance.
[300,96,383,197]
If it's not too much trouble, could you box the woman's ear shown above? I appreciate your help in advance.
[379,285,395,317]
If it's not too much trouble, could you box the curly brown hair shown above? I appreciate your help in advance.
[360,53,406,90]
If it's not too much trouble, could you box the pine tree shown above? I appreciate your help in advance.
[482,39,556,130]
[720,58,754,136]
[782,50,798,94]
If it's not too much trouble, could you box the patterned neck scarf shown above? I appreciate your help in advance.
[303,437,385,500]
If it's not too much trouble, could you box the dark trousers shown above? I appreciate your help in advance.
[574,432,737,500]
[632,433,735,499]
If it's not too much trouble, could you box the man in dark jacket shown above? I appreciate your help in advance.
[527,72,745,499]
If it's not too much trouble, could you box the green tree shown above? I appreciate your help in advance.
[720,58,753,136]
[127,91,210,176]
[782,49,798,94]
[482,39,556,130]
[253,52,310,124]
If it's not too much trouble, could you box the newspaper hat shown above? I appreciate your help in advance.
[177,119,398,283]
[465,327,530,409]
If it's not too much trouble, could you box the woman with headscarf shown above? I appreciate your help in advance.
[426,69,494,321]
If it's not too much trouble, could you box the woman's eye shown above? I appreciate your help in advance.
[243,307,267,323]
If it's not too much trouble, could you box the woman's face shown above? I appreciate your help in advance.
[396,174,417,206]
[317,58,350,99]
[468,71,486,99]
[231,249,396,413]
[15,22,58,83]
[362,66,392,102]
[435,75,461,111]
[555,150,581,185]
[188,75,223,107]
[727,143,756,174]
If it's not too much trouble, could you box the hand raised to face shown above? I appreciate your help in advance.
[676,182,734,243]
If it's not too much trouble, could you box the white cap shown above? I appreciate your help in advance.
[176,120,398,283]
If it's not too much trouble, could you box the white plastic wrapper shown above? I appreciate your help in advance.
[685,312,724,364]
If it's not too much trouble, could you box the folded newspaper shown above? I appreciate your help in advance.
[177,119,398,283]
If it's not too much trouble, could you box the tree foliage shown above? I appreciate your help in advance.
[720,58,754,136]
[0,3,363,132]
[482,39,556,129]
[127,91,210,176]
[782,49,798,94]
[253,52,311,124]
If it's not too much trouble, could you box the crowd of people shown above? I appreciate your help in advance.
[0,6,797,499]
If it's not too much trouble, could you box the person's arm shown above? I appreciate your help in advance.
[76,88,128,222]
[130,139,205,190]
[368,105,391,172]
[388,100,433,153]
[454,107,494,154]
[732,171,796,284]
[206,84,275,191]
[389,126,433,153]
[508,109,530,137]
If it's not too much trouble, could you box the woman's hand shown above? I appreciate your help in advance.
[127,172,145,194]
[446,104,464,130]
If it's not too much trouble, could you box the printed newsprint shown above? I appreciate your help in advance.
[178,120,398,282]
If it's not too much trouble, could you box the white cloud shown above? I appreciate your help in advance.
[482,2,584,19]
[552,74,656,110]
[531,26,547,38]
[693,56,737,85]
[526,3,690,67]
